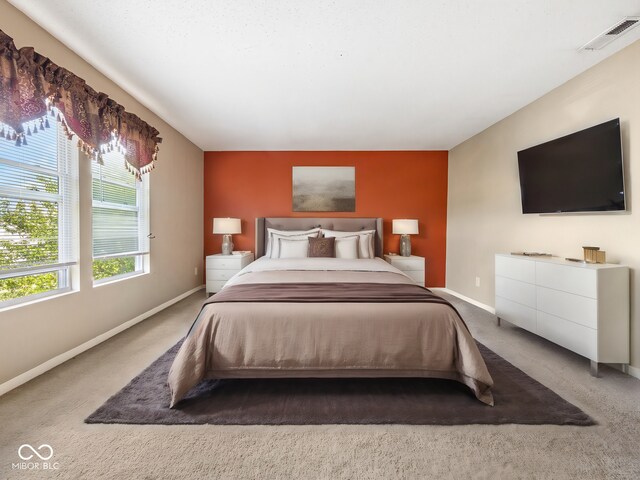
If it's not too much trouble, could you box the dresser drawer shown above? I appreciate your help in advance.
[495,296,537,332]
[495,276,536,308]
[537,311,597,359]
[536,286,597,329]
[207,269,238,281]
[495,256,535,284]
[536,262,597,298]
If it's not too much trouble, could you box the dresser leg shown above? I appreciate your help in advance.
[496,317,501,327]
[590,360,599,377]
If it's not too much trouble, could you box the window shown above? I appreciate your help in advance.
[0,117,78,307]
[92,148,149,284]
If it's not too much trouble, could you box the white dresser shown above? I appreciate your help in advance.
[384,255,425,286]
[206,252,254,295]
[495,254,629,375]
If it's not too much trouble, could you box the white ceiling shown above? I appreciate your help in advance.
[8,0,640,151]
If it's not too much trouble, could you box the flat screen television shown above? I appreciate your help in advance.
[517,119,625,214]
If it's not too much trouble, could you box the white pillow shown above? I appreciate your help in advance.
[266,227,320,257]
[334,236,359,259]
[270,232,319,258]
[278,238,310,259]
[322,229,376,258]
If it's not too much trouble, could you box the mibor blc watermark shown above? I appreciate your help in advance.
[12,444,60,471]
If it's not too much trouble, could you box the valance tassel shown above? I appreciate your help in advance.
[0,28,161,178]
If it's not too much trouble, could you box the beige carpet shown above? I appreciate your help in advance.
[1,290,639,479]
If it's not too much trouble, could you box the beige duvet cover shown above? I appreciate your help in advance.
[168,258,494,407]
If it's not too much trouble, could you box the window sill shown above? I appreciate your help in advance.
[0,288,77,313]
[93,270,149,288]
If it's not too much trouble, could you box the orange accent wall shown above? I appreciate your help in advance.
[203,151,448,287]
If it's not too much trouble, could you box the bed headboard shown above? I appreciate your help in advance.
[255,217,383,258]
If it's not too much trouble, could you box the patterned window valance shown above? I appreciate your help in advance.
[0,29,161,178]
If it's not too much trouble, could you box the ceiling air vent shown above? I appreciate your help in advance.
[580,16,640,51]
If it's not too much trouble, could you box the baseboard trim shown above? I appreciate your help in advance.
[628,364,640,380]
[433,288,496,314]
[0,284,204,398]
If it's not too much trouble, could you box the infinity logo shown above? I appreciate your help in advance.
[18,444,53,461]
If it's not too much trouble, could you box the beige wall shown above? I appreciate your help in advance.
[447,39,640,368]
[0,1,204,385]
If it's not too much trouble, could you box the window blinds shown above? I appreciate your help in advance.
[92,150,149,260]
[0,118,77,277]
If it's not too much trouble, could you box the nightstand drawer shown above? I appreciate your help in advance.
[206,257,244,269]
[388,257,423,271]
[206,280,227,293]
[404,270,425,284]
[207,269,238,281]
[384,255,425,286]
[206,253,254,295]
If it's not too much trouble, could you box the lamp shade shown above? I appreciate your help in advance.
[213,217,241,234]
[392,219,419,235]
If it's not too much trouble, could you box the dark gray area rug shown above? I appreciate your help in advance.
[85,341,595,426]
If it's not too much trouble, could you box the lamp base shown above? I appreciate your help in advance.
[221,234,234,255]
[399,234,411,257]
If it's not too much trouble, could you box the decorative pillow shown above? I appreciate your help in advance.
[308,237,335,258]
[278,238,310,259]
[321,229,376,258]
[266,228,320,257]
[269,232,320,258]
[334,236,359,259]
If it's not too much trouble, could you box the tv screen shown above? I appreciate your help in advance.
[517,119,625,214]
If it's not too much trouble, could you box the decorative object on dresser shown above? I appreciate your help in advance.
[292,166,356,212]
[205,252,253,295]
[384,254,425,286]
[213,218,241,255]
[583,246,606,264]
[494,254,629,376]
[392,219,419,256]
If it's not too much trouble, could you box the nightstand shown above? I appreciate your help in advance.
[384,254,425,286]
[206,252,254,295]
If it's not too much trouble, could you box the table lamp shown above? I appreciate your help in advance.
[392,219,418,257]
[213,218,241,255]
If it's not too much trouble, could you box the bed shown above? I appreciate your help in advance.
[168,217,494,407]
